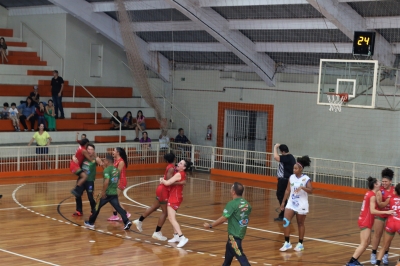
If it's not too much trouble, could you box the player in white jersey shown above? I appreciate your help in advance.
[279,155,312,252]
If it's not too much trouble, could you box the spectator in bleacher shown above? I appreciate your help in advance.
[122,111,134,130]
[0,37,8,64]
[134,110,146,141]
[140,131,151,160]
[9,102,20,132]
[30,86,40,107]
[36,102,47,130]
[110,110,121,130]
[28,123,52,169]
[51,70,65,119]
[18,96,36,132]
[1,102,9,119]
[174,128,191,159]
[76,132,87,144]
[159,129,170,150]
[45,99,56,131]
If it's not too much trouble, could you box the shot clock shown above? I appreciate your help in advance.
[353,31,376,56]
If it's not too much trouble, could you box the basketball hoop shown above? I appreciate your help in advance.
[327,93,348,112]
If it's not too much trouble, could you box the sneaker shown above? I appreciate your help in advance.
[152,231,167,241]
[294,243,304,251]
[24,129,27,132]
[107,215,120,221]
[134,138,139,142]
[72,211,83,216]
[370,253,377,265]
[383,253,389,265]
[133,219,143,232]
[31,129,34,132]
[84,221,95,229]
[274,217,283,221]
[177,236,189,248]
[279,241,292,252]
[0,195,2,199]
[168,234,180,243]
[123,221,132,230]
[354,261,363,266]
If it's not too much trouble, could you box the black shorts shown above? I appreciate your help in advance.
[36,146,49,154]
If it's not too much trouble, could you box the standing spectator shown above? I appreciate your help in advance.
[76,132,87,144]
[0,37,8,64]
[159,129,170,150]
[140,131,151,160]
[51,70,64,119]
[203,182,252,266]
[273,143,296,221]
[1,102,9,119]
[174,128,191,159]
[18,96,36,132]
[9,102,20,131]
[134,110,146,141]
[36,102,46,130]
[28,123,52,169]
[30,86,40,107]
[44,99,56,131]
[110,111,121,130]
[122,111,134,129]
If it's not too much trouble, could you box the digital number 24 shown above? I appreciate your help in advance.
[357,36,370,45]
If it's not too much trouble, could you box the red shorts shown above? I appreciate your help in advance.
[118,177,127,190]
[156,185,169,203]
[168,198,183,211]
[385,217,400,234]
[70,161,83,176]
[358,215,374,229]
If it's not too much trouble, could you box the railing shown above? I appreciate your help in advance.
[1,141,397,190]
[20,22,64,76]
[72,79,123,143]
[121,61,191,139]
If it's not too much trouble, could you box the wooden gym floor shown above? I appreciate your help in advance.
[0,172,399,266]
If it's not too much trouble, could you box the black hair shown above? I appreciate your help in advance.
[48,99,53,104]
[395,183,400,196]
[53,70,58,74]
[279,144,289,153]
[183,159,193,172]
[26,96,34,107]
[3,102,8,107]
[297,155,311,168]
[142,131,148,136]
[233,182,244,196]
[137,110,143,119]
[164,153,175,163]
[367,176,378,190]
[178,128,183,132]
[82,134,87,138]
[381,168,394,181]
[79,138,90,147]
[105,154,114,163]
[87,143,95,150]
[116,147,128,169]
[11,102,16,107]
[123,111,133,124]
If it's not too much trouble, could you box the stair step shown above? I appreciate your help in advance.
[63,102,91,108]
[9,55,40,61]
[38,80,69,86]
[8,51,38,57]
[71,113,102,119]
[95,135,126,143]
[7,60,47,66]
[7,42,27,47]
[84,123,112,131]
[27,70,54,76]
[0,29,13,37]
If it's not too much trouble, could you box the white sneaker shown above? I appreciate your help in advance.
[133,219,143,232]
[294,243,304,251]
[279,241,292,252]
[177,236,189,248]
[168,234,180,243]
[152,231,167,241]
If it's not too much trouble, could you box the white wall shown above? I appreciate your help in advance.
[0,6,8,28]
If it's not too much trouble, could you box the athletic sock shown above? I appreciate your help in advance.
[179,234,183,238]
[372,250,377,254]
[299,239,303,244]
[376,260,381,266]
[284,236,290,243]
[113,211,117,216]
[349,257,357,263]
[385,250,389,254]
[155,226,162,232]
[139,215,145,222]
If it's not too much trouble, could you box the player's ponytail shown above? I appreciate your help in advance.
[367,176,377,190]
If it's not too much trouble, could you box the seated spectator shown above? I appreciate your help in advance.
[1,102,9,119]
[159,129,170,150]
[140,131,151,160]
[76,132,87,144]
[134,110,145,141]
[30,86,40,107]
[9,102,20,131]
[122,111,134,130]
[174,128,191,159]
[44,99,56,131]
[36,102,47,130]
[0,37,8,64]
[18,96,36,132]
[110,111,121,130]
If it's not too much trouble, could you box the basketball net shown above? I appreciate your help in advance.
[327,94,346,112]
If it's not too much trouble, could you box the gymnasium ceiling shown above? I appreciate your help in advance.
[1,0,400,86]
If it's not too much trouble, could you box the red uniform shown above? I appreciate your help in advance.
[69,145,86,175]
[376,186,395,219]
[358,190,376,229]
[167,171,186,210]
[385,196,400,234]
[156,163,175,203]
[114,157,127,190]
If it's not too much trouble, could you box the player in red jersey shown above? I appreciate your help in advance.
[133,153,186,241]
[70,138,94,197]
[374,183,400,266]
[370,168,394,265]
[345,177,395,266]
[161,159,192,248]
[107,147,131,221]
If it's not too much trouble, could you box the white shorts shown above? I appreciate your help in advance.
[286,199,309,215]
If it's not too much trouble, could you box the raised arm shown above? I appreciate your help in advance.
[273,143,280,161]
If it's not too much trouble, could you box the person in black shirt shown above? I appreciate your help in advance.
[51,70,65,119]
[30,86,40,107]
[174,128,191,160]
[273,143,296,221]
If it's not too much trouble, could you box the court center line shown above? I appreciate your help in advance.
[0,248,60,266]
